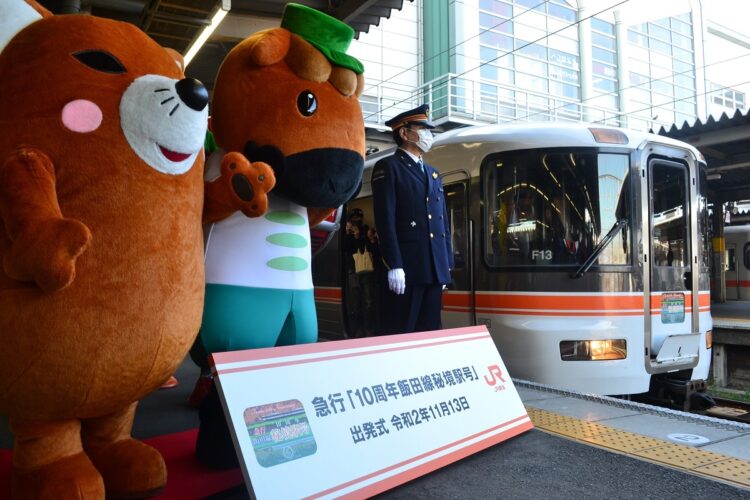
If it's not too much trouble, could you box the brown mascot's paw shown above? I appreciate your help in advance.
[86,439,166,499]
[3,218,92,293]
[220,152,276,218]
[11,452,104,500]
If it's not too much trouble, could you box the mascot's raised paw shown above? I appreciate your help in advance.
[203,152,275,223]
[4,217,91,293]
[0,148,92,292]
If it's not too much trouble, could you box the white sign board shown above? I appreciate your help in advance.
[211,326,533,499]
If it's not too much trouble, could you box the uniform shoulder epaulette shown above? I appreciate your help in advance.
[371,162,387,183]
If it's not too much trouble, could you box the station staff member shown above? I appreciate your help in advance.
[371,105,453,334]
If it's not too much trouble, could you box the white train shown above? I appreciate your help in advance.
[724,225,750,300]
[312,122,713,397]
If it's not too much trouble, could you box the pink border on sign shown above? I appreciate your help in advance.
[211,326,489,373]
[214,325,533,498]
[305,416,534,499]
[214,333,492,376]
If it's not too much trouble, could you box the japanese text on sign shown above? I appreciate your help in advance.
[311,365,480,418]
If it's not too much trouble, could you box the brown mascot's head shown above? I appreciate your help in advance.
[0,2,208,180]
[211,3,365,209]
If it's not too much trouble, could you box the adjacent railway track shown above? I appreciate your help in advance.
[702,396,750,423]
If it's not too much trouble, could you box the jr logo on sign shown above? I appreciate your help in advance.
[484,365,506,386]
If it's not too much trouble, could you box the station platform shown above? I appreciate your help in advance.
[712,300,750,330]
[1,358,749,499]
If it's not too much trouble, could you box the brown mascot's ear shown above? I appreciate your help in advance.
[23,0,51,17]
[1,0,52,52]
[286,33,331,83]
[355,73,365,97]
[329,66,358,97]
[164,47,185,74]
[249,28,291,67]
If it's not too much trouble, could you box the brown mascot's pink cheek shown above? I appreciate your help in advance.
[61,99,103,133]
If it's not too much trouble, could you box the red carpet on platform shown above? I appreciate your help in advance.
[0,429,244,499]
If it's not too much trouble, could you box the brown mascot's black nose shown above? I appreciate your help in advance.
[176,78,209,111]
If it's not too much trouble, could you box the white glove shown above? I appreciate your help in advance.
[388,268,406,295]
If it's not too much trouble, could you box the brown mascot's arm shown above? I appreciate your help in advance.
[0,148,91,292]
[307,208,335,228]
[203,151,276,224]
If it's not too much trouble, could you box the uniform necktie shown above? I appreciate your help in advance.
[417,158,425,173]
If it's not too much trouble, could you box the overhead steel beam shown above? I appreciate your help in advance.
[678,124,750,148]
[85,0,145,14]
[334,0,380,22]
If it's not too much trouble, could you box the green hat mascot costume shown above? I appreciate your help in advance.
[195,3,366,468]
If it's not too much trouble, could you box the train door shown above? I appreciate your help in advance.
[644,155,700,373]
[726,242,738,300]
[440,177,473,328]
[742,243,750,300]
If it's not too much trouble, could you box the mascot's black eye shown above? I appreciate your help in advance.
[297,91,318,116]
[73,50,127,74]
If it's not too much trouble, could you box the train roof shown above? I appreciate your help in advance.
[435,121,691,148]
[361,122,704,195]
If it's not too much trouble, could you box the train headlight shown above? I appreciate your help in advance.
[706,330,712,350]
[560,340,627,361]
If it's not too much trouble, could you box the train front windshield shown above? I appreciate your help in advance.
[484,149,631,268]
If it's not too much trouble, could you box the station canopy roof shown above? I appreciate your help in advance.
[655,109,750,202]
[49,0,410,90]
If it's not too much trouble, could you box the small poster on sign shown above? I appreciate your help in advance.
[661,292,685,324]
[211,326,533,499]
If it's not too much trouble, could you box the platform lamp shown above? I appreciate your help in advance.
[184,0,230,67]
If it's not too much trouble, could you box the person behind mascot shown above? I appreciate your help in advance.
[0,1,274,498]
[195,2,366,468]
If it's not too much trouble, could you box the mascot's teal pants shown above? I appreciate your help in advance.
[197,284,318,356]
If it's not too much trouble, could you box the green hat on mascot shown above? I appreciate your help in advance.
[281,2,365,74]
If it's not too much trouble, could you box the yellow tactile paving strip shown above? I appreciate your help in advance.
[526,407,750,489]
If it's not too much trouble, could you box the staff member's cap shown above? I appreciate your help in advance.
[385,104,435,130]
[281,3,364,74]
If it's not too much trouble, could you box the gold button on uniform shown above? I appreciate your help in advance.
[428,214,432,219]
[430,233,434,238]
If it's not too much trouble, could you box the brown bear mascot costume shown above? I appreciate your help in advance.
[194,3,366,469]
[0,1,272,498]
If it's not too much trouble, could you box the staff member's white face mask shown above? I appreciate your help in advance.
[405,127,434,153]
[415,129,434,152]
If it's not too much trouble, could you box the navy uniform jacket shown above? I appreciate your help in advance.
[371,149,454,285]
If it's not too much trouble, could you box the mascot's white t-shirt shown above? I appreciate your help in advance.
[203,150,313,290]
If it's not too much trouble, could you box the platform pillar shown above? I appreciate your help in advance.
[712,343,728,387]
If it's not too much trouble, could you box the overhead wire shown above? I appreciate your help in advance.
[590,78,750,127]
[365,0,630,121]
[516,51,750,124]
[360,0,551,96]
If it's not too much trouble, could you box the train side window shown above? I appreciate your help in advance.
[651,163,688,268]
[727,248,736,272]
[444,183,468,269]
[744,243,750,270]
[698,168,711,268]
[482,148,631,268]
